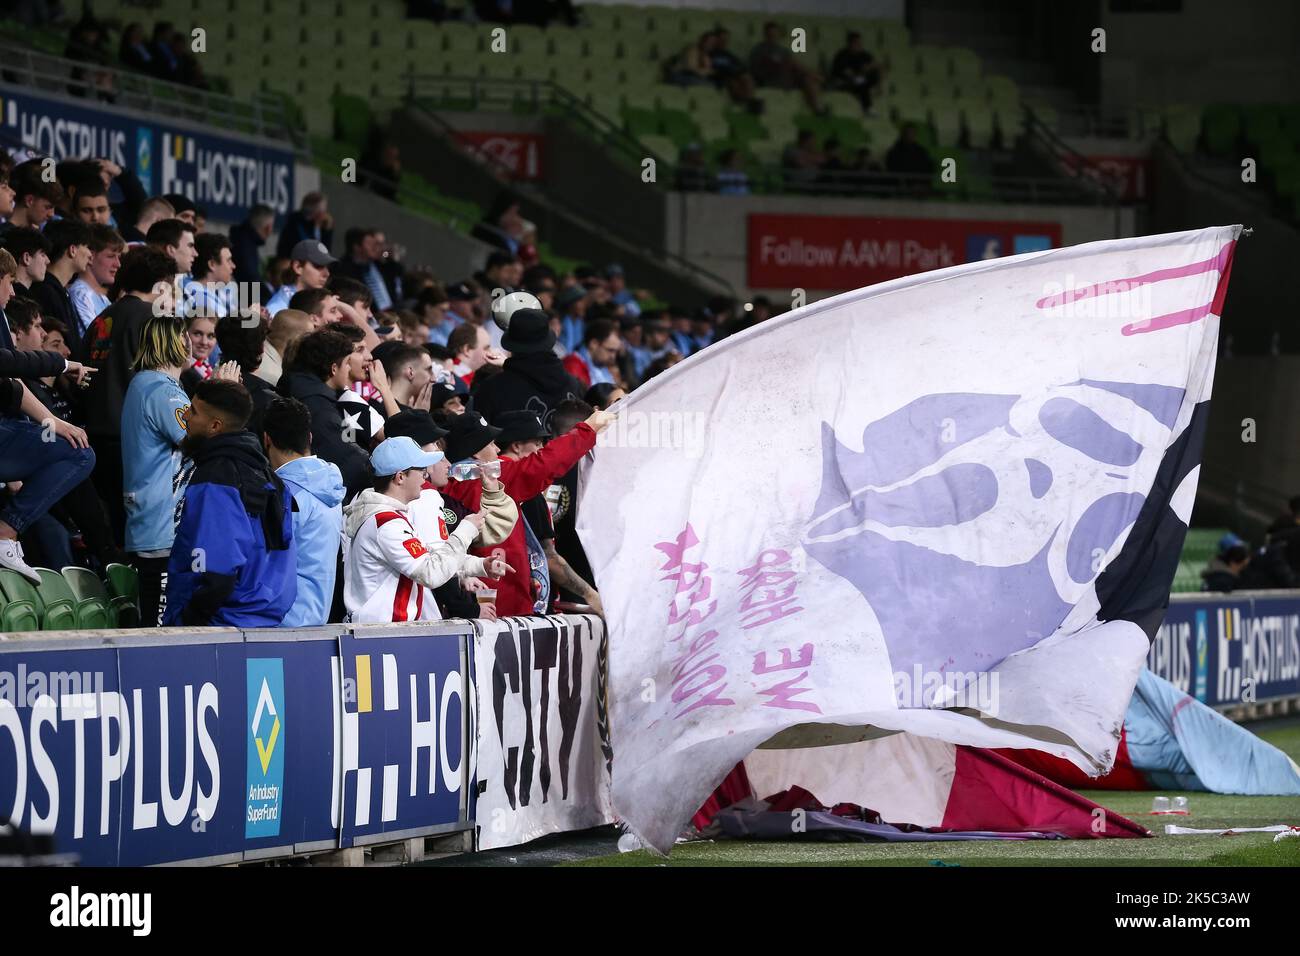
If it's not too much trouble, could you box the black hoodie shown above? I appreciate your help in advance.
[278,370,372,502]
[471,351,585,427]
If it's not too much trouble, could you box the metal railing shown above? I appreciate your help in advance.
[404,75,739,297]
[1032,104,1163,141]
[1198,462,1291,540]
[1023,105,1125,206]
[405,74,1115,207]
[0,37,302,149]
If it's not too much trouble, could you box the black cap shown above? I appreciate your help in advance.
[499,308,556,354]
[444,412,503,463]
[495,410,550,449]
[447,281,476,301]
[384,409,448,447]
[428,382,461,410]
[163,192,196,215]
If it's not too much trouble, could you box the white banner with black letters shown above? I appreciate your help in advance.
[472,615,613,850]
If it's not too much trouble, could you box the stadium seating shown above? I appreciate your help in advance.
[78,0,1033,196]
[0,570,42,632]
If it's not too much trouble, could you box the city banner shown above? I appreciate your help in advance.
[472,615,614,850]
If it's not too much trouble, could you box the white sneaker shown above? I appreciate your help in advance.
[0,539,41,586]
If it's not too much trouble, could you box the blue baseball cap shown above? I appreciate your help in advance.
[1218,532,1245,553]
[370,436,445,477]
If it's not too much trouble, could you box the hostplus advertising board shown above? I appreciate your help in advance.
[0,85,294,222]
[0,627,470,865]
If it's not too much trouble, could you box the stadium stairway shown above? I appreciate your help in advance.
[391,101,737,306]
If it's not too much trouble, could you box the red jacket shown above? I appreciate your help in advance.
[442,422,597,616]
[561,352,592,388]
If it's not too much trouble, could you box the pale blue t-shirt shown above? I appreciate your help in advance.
[122,370,193,554]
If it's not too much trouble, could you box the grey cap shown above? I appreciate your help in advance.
[290,239,336,266]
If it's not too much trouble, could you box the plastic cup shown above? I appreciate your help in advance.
[1151,796,1171,814]
[477,589,497,607]
[1172,796,1189,814]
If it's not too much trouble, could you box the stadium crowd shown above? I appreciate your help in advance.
[0,128,782,632]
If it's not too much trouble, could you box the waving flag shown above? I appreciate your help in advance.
[576,226,1239,853]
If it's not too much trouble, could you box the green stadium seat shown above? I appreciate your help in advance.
[948,47,981,83]
[694,113,731,142]
[873,19,910,52]
[585,4,621,27]
[1171,560,1203,593]
[480,54,519,80]
[105,563,142,628]
[507,24,544,54]
[549,30,586,57]
[758,89,804,119]
[586,90,626,121]
[638,134,679,163]
[964,104,995,149]
[660,109,699,147]
[619,56,661,85]
[890,95,929,127]
[931,104,963,149]
[332,92,373,152]
[623,106,661,139]
[442,22,480,55]
[886,71,925,103]
[1032,103,1061,134]
[824,90,863,119]
[59,568,118,629]
[0,570,44,632]
[861,115,898,152]
[1242,104,1282,146]
[762,113,800,144]
[911,44,947,79]
[984,74,1020,107]
[1163,104,1200,152]
[623,86,658,111]
[654,85,691,111]
[748,136,787,166]
[34,569,80,630]
[1202,104,1241,156]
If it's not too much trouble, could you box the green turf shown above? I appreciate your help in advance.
[565,718,1300,867]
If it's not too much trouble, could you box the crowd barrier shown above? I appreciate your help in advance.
[0,615,612,866]
[1154,591,1300,709]
[3,590,1299,865]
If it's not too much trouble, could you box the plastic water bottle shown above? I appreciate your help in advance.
[617,831,641,853]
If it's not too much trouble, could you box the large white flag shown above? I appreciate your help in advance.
[576,226,1239,853]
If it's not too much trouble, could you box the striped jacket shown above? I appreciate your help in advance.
[341,488,484,623]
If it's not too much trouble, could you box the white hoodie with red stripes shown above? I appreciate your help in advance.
[341,488,491,623]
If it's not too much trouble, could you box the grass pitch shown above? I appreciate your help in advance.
[565,718,1300,867]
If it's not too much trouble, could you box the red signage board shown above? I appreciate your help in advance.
[1081,155,1150,201]
[747,214,1063,290]
[453,131,545,181]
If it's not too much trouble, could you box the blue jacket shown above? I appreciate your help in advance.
[164,431,297,628]
[277,455,345,627]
